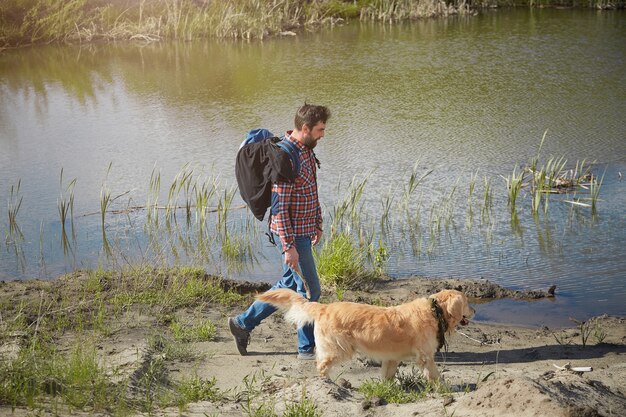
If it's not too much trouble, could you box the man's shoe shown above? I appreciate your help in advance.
[228,317,250,355]
[297,351,316,361]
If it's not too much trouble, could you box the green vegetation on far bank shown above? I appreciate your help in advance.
[1,0,623,48]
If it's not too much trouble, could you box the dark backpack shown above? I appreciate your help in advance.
[235,129,301,221]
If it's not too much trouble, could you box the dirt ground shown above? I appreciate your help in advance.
[2,276,625,416]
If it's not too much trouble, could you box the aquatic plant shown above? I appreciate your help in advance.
[11,0,622,48]
[502,167,524,212]
[6,179,23,240]
[100,162,114,255]
[589,170,605,214]
[147,166,161,226]
[330,174,369,235]
[57,168,77,254]
[380,191,395,235]
[402,161,433,205]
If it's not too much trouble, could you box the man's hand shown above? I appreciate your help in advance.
[312,228,323,246]
[284,246,299,270]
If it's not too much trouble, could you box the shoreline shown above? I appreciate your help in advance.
[2,1,624,49]
[1,269,624,416]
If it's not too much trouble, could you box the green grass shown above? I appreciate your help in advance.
[107,266,246,310]
[283,393,321,417]
[315,232,377,289]
[174,374,222,411]
[359,368,451,404]
[359,378,423,404]
[0,266,250,414]
[6,0,621,48]
[169,318,217,342]
[0,338,121,412]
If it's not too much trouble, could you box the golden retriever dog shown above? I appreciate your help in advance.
[256,288,474,381]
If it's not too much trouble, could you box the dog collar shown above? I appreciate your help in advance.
[430,298,448,352]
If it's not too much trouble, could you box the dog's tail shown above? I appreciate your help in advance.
[256,288,321,328]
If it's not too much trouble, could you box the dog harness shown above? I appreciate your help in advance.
[430,298,448,352]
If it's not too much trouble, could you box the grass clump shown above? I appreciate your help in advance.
[0,339,122,412]
[169,318,217,343]
[283,392,321,417]
[174,375,222,411]
[359,378,422,404]
[106,266,246,311]
[315,232,380,290]
[359,368,449,404]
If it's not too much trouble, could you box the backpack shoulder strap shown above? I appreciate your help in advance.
[276,137,301,176]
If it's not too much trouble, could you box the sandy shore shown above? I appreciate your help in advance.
[1,275,625,416]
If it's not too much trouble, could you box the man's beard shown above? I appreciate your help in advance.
[303,134,318,149]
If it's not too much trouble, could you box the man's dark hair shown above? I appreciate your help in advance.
[294,103,331,130]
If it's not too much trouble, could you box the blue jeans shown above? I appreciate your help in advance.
[234,235,321,354]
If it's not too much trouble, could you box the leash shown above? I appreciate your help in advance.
[293,265,312,299]
[456,330,501,346]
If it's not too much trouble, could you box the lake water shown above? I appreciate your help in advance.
[1,9,625,327]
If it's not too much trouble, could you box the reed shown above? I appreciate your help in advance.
[380,191,395,235]
[192,178,217,232]
[467,169,478,206]
[372,239,389,275]
[478,175,489,213]
[589,169,605,214]
[39,220,46,270]
[330,174,369,235]
[58,168,77,255]
[100,163,114,254]
[503,167,524,212]
[147,166,161,225]
[529,129,548,175]
[1,0,514,47]
[216,186,236,235]
[402,161,432,205]
[165,164,194,224]
[531,180,543,215]
[7,179,23,240]
[545,156,567,188]
[572,159,592,186]
[359,0,470,23]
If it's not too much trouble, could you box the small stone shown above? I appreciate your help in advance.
[370,396,386,406]
[337,378,352,389]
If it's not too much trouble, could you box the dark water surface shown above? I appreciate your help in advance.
[1,9,625,327]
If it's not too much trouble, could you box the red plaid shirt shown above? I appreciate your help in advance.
[270,131,323,252]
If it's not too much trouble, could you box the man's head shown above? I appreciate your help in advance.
[294,103,331,149]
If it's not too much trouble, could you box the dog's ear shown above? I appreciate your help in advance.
[442,293,465,327]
